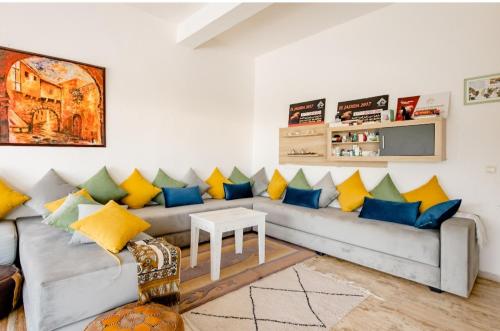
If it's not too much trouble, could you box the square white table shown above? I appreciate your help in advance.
[189,207,267,281]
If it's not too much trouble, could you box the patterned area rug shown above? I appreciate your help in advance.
[182,262,369,331]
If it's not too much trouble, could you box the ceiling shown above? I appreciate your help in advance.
[131,3,203,24]
[131,3,388,57]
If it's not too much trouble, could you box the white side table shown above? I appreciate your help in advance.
[189,207,267,281]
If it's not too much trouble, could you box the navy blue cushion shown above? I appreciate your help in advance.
[359,197,421,226]
[415,199,462,229]
[162,186,203,208]
[283,187,321,209]
[224,182,253,200]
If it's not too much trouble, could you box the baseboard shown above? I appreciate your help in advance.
[479,270,500,283]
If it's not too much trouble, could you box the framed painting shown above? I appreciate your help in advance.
[0,46,105,147]
[464,73,500,105]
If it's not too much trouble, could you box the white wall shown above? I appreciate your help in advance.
[253,4,500,279]
[0,4,254,188]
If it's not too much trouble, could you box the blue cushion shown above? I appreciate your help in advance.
[162,186,203,208]
[415,199,462,229]
[359,197,421,226]
[283,187,321,209]
[224,182,253,200]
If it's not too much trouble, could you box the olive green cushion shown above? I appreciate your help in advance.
[288,169,312,190]
[152,169,186,205]
[229,167,252,184]
[43,194,98,232]
[79,167,128,204]
[370,174,405,202]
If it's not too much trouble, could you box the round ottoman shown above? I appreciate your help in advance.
[0,265,22,319]
[85,302,184,331]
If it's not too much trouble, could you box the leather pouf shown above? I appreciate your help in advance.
[0,265,22,319]
[85,302,184,331]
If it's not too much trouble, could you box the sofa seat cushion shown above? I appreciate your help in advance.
[0,221,17,265]
[17,218,152,331]
[254,199,440,267]
[130,197,256,237]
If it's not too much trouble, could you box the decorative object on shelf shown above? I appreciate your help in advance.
[0,46,105,147]
[464,73,500,105]
[336,94,389,124]
[396,92,450,120]
[288,98,325,127]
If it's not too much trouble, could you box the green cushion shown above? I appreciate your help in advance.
[152,169,186,205]
[229,167,252,184]
[370,174,405,202]
[43,194,98,232]
[79,167,128,204]
[288,169,312,190]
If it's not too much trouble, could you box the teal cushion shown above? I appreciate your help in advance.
[415,199,462,229]
[223,182,253,200]
[152,169,186,205]
[79,167,128,204]
[229,167,252,184]
[163,186,203,208]
[288,169,312,190]
[359,197,421,226]
[43,194,98,232]
[370,174,405,202]
[283,187,321,209]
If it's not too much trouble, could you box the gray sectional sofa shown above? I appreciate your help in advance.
[4,196,478,330]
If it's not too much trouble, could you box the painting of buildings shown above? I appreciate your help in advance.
[0,47,105,146]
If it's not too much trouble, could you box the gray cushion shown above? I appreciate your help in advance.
[183,168,210,195]
[254,199,440,267]
[4,204,39,220]
[25,169,77,216]
[250,167,269,196]
[18,218,145,331]
[313,172,339,208]
[0,220,17,265]
[130,197,256,236]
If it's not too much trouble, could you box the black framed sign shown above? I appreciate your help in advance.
[288,98,325,127]
[337,95,388,123]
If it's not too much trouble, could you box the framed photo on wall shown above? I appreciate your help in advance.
[464,73,500,105]
[0,46,105,147]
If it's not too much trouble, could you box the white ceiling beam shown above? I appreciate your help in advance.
[177,3,271,49]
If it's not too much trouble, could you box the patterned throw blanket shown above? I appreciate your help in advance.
[127,236,181,308]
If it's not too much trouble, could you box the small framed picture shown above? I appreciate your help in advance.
[464,73,500,105]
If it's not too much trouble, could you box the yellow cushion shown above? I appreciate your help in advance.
[337,170,372,212]
[0,179,30,219]
[267,169,287,200]
[120,169,161,209]
[70,200,150,253]
[205,168,232,199]
[403,176,449,212]
[44,189,95,213]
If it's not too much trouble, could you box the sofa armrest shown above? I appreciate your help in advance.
[0,220,18,265]
[440,217,479,297]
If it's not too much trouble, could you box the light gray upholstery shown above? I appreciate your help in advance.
[130,198,256,236]
[440,217,479,297]
[18,218,151,331]
[17,195,479,330]
[254,199,440,267]
[0,220,17,265]
[265,222,441,288]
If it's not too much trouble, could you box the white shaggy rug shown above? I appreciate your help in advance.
[183,262,369,331]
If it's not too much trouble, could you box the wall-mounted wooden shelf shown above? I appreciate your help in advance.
[279,118,445,168]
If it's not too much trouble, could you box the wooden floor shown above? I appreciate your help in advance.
[304,256,500,331]
[2,237,500,330]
